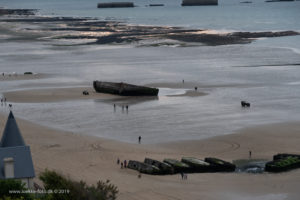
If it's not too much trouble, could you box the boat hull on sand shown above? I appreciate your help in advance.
[93,81,159,96]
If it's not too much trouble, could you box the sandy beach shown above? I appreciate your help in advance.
[2,82,208,103]
[1,2,300,199]
[1,105,300,200]
[0,73,48,82]
[1,78,300,199]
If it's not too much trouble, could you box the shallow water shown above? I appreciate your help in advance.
[1,39,300,143]
[1,0,300,31]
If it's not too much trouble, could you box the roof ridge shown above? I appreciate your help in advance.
[0,111,26,147]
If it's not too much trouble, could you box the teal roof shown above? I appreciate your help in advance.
[0,111,25,147]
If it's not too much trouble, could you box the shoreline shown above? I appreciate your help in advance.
[2,82,210,103]
[0,12,298,47]
[0,73,50,82]
[1,6,300,200]
[0,112,300,199]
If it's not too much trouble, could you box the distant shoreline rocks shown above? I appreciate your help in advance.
[0,9,299,46]
[97,2,134,8]
[0,8,37,16]
[182,0,218,6]
[265,0,295,2]
[148,4,165,7]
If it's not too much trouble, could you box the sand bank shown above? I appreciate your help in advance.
[3,84,207,103]
[146,82,255,89]
[0,112,299,200]
[3,87,122,103]
[0,73,48,82]
[166,90,207,97]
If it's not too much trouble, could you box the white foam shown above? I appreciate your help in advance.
[286,81,300,85]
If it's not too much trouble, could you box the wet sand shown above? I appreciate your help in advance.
[0,73,48,82]
[0,78,299,199]
[3,83,208,103]
[3,87,122,103]
[0,14,298,46]
[166,90,207,97]
[0,112,299,200]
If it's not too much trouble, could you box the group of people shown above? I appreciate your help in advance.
[182,79,198,91]
[1,98,13,110]
[117,158,127,169]
[113,104,129,113]
[180,172,188,180]
[1,98,7,103]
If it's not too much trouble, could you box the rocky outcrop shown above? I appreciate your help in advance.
[97,2,134,8]
[265,0,294,2]
[182,0,218,6]
[273,153,300,160]
[265,156,300,172]
[149,4,165,6]
[127,160,161,174]
[204,157,236,172]
[0,9,37,16]
[230,31,299,38]
[1,15,298,46]
[163,159,191,173]
[144,158,174,174]
[181,157,211,172]
[166,33,252,46]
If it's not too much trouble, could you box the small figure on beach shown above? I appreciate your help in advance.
[117,158,120,165]
[82,90,89,95]
[180,172,184,180]
[241,101,250,107]
[194,87,197,91]
[182,79,184,84]
[124,160,127,168]
[126,105,129,114]
[121,162,123,169]
[249,150,252,159]
[2,73,4,76]
[114,104,116,108]
[138,136,141,144]
[184,174,187,180]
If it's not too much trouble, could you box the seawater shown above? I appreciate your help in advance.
[0,0,300,143]
[1,0,300,31]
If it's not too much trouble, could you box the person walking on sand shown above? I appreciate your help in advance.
[180,172,184,180]
[117,158,120,165]
[138,136,141,144]
[124,160,127,168]
[249,150,252,159]
[121,162,123,169]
